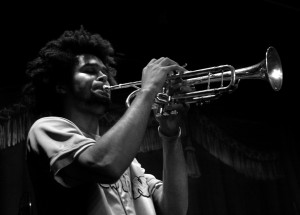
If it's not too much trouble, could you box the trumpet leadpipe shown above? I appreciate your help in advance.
[103,81,142,90]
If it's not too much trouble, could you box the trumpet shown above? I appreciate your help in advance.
[104,46,283,108]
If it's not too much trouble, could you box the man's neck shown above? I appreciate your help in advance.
[63,106,101,136]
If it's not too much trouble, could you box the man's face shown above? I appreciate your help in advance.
[68,54,112,114]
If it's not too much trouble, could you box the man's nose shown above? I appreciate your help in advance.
[97,73,108,83]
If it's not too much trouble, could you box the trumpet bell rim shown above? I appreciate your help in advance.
[266,46,283,91]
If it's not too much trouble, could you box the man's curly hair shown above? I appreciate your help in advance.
[24,26,117,115]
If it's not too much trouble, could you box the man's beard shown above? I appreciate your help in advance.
[72,91,112,115]
[88,92,112,110]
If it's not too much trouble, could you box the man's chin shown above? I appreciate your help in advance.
[87,101,111,118]
[84,94,111,110]
[91,91,111,103]
[93,98,111,108]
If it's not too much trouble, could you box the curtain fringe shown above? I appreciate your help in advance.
[189,112,284,180]
[0,104,33,150]
[0,102,283,180]
[185,144,201,178]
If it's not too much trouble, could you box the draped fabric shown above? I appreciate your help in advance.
[0,97,284,180]
[1,102,299,214]
[186,106,285,180]
[0,103,33,150]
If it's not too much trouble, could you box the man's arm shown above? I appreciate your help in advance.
[155,129,188,215]
[153,110,189,215]
[77,58,187,183]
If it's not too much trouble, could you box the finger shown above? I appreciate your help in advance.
[166,102,190,113]
[148,58,157,64]
[180,85,194,93]
[159,57,179,66]
[163,64,187,75]
[154,57,166,64]
[148,57,165,66]
[162,110,178,117]
[169,82,182,91]
[164,103,185,111]
[152,103,163,116]
[160,58,188,71]
[156,111,178,120]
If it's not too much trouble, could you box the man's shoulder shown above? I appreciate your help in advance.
[34,116,72,123]
[31,116,75,128]
[29,116,80,134]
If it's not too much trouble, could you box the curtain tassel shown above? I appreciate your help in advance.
[185,138,201,178]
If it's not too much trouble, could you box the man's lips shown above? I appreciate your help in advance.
[92,89,111,98]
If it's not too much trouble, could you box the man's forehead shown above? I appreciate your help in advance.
[76,54,105,67]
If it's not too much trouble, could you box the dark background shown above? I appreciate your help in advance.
[1,1,300,215]
[2,0,299,128]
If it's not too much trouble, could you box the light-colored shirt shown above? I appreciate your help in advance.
[27,116,163,215]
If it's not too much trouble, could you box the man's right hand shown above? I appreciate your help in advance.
[141,57,186,96]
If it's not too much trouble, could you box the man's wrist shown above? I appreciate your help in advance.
[138,88,157,100]
[158,126,181,141]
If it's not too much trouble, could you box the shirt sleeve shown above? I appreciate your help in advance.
[27,117,95,179]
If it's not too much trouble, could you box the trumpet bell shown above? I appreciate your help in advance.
[266,46,283,91]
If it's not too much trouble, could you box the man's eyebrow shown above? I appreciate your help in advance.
[82,63,103,69]
[82,63,109,73]
[83,63,101,67]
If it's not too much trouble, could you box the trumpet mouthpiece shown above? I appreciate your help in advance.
[103,85,111,90]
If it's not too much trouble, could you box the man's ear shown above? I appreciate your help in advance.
[55,85,67,94]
